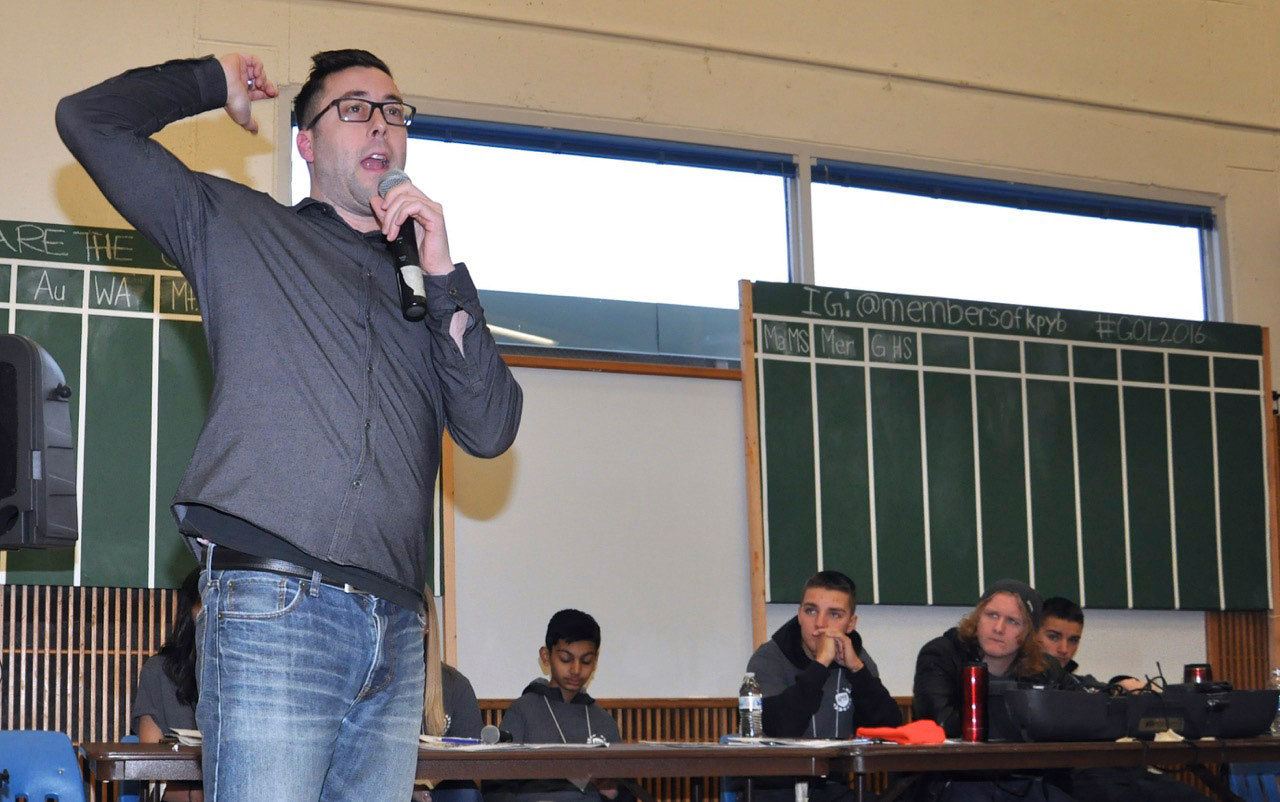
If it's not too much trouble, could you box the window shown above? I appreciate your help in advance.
[811,161,1209,321]
[291,117,793,363]
[289,121,1215,366]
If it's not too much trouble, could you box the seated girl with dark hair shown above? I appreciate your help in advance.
[132,567,203,802]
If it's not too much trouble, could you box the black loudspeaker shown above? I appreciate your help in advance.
[0,334,77,550]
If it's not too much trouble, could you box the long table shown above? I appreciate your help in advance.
[835,739,1280,802]
[79,741,837,801]
[81,737,1280,802]
[839,737,1280,774]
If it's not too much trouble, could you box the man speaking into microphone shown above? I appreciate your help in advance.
[57,49,522,800]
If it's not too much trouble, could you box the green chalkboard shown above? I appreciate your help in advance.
[0,219,442,590]
[748,281,1273,610]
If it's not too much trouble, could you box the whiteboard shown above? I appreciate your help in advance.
[453,367,754,698]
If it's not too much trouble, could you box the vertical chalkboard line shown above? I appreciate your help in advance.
[147,279,160,588]
[756,318,772,599]
[1117,349,1134,608]
[0,264,14,583]
[917,348,934,604]
[1210,359,1226,609]
[72,270,89,586]
[809,324,824,571]
[1068,346,1086,606]
[969,336,985,594]
[1164,353,1181,608]
[863,326,880,603]
[1020,344,1035,587]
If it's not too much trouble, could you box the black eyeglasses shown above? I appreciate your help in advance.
[306,98,417,129]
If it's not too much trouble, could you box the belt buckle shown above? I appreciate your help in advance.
[341,582,356,594]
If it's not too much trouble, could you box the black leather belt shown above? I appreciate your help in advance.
[209,547,365,593]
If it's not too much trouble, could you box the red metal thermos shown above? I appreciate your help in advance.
[961,662,988,742]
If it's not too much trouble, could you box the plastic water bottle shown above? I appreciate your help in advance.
[738,672,763,737]
[1269,668,1280,736]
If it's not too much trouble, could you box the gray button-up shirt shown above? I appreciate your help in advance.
[56,56,522,598]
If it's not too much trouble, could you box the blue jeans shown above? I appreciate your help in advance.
[196,567,424,801]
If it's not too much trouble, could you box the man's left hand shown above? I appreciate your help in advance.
[370,181,454,276]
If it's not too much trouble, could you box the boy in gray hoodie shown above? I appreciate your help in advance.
[486,609,627,802]
[747,571,900,740]
[744,571,900,802]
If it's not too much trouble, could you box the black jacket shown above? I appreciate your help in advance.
[746,617,901,738]
[912,627,1066,737]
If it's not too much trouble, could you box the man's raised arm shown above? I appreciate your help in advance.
[55,55,277,281]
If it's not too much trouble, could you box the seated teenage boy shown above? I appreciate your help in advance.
[486,609,629,802]
[1038,597,1210,802]
[1039,596,1143,693]
[748,570,901,738]
[744,571,900,802]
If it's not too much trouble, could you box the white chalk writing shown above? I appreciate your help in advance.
[74,231,135,264]
[762,321,809,356]
[870,331,915,363]
[817,325,860,360]
[163,277,199,314]
[33,270,67,303]
[1094,314,1206,347]
[849,290,1067,337]
[93,275,138,309]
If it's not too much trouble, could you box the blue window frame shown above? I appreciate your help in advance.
[290,117,1216,365]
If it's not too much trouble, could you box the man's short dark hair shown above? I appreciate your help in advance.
[1042,596,1084,625]
[803,570,857,611]
[294,49,394,129]
[545,608,601,650]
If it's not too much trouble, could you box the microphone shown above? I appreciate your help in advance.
[376,169,429,322]
[480,724,514,744]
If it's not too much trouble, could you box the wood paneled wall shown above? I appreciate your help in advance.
[1206,610,1270,690]
[482,698,742,802]
[1,583,177,802]
[0,584,1266,801]
[1,583,176,737]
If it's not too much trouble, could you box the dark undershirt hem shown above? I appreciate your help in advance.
[180,505,423,613]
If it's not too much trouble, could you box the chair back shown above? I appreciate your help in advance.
[0,730,87,802]
[1227,761,1280,802]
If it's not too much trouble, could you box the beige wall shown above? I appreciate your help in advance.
[11,0,1279,333]
[4,0,1277,695]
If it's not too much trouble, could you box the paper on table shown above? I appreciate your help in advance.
[420,735,483,746]
[170,728,202,746]
[721,735,871,747]
[507,741,608,749]
[639,741,725,747]
[418,736,608,750]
